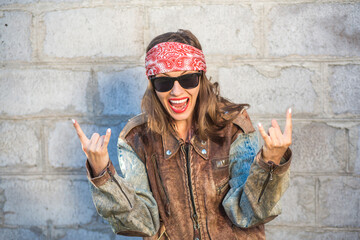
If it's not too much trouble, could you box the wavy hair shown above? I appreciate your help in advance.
[141,29,249,141]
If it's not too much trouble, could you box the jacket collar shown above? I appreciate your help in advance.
[162,128,209,160]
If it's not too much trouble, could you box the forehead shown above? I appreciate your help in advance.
[156,70,199,78]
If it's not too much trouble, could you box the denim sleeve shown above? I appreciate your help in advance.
[87,137,160,237]
[222,131,291,228]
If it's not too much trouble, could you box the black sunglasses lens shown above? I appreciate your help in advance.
[178,73,200,89]
[153,77,173,92]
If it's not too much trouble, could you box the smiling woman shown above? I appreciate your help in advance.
[73,29,293,240]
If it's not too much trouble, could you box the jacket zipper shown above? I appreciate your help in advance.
[181,144,200,231]
[257,161,275,203]
[106,167,133,208]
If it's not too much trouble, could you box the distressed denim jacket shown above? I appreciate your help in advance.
[86,110,292,240]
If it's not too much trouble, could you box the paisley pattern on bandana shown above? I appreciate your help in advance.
[145,42,207,77]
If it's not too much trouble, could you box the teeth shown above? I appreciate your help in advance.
[170,98,188,104]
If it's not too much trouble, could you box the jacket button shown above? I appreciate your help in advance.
[166,150,172,155]
[201,149,207,155]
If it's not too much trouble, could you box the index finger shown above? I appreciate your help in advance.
[72,119,89,145]
[257,122,272,147]
[283,108,292,140]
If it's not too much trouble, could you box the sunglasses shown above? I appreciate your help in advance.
[150,71,202,92]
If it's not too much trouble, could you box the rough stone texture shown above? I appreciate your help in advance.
[290,122,347,173]
[318,176,360,227]
[1,1,360,239]
[268,176,315,226]
[0,121,39,167]
[357,126,360,174]
[266,227,359,240]
[329,64,360,115]
[0,69,90,116]
[0,0,35,5]
[0,11,32,61]
[48,120,126,170]
[148,5,256,56]
[348,126,360,175]
[0,228,45,240]
[43,8,144,58]
[218,66,318,114]
[98,67,148,115]
[267,3,360,57]
[2,177,95,226]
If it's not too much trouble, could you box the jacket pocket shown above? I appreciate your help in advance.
[151,154,171,216]
[211,157,230,196]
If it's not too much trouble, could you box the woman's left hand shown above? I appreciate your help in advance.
[257,108,292,165]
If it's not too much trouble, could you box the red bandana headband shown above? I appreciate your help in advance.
[145,42,207,78]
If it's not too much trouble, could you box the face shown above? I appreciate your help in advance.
[154,70,200,123]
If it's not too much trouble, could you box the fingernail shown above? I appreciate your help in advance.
[258,122,262,127]
[289,108,292,114]
[107,128,111,133]
[72,119,76,124]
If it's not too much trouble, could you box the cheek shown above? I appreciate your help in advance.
[156,92,168,106]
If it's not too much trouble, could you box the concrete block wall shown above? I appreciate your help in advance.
[0,0,359,239]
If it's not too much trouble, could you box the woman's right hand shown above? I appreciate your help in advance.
[72,119,111,177]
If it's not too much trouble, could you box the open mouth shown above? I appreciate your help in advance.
[168,97,189,113]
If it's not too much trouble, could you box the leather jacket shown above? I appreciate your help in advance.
[86,110,292,240]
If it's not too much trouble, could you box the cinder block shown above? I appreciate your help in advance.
[267,3,360,57]
[0,69,90,116]
[98,67,148,115]
[0,11,32,61]
[59,229,111,240]
[148,5,256,56]
[268,176,315,226]
[2,177,95,225]
[48,121,126,170]
[115,235,142,240]
[218,66,318,114]
[348,126,360,174]
[318,176,360,227]
[43,8,144,58]
[0,228,44,240]
[329,64,360,114]
[0,121,39,167]
[266,227,359,240]
[291,122,347,173]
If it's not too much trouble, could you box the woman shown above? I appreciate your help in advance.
[73,29,292,240]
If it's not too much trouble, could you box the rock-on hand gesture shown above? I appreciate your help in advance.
[72,119,111,177]
[257,108,292,165]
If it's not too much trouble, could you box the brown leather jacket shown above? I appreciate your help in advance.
[86,110,292,240]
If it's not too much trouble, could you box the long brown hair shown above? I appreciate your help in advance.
[141,29,249,141]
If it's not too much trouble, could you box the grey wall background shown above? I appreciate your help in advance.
[0,0,359,239]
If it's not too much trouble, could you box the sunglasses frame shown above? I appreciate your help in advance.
[150,71,202,92]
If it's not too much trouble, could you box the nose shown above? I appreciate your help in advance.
[170,80,185,96]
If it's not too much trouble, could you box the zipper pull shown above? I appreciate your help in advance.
[193,214,200,229]
[258,161,275,203]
